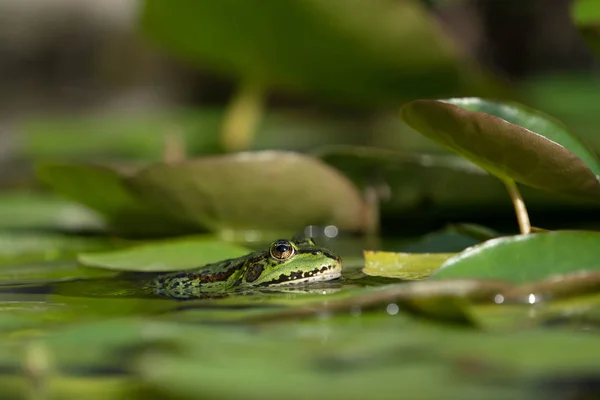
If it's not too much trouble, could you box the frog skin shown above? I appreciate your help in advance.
[149,236,342,299]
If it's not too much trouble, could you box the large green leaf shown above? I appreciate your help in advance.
[78,235,251,272]
[400,98,600,200]
[0,231,115,267]
[127,151,367,233]
[36,162,195,236]
[141,0,497,106]
[433,231,600,283]
[572,0,600,56]
[0,191,104,232]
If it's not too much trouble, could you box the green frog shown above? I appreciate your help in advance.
[150,235,342,299]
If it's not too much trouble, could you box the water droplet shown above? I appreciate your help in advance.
[386,303,399,315]
[324,225,339,238]
[494,294,504,304]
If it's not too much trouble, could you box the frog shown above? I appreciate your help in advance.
[149,235,342,299]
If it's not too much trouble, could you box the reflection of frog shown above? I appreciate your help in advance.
[151,236,342,299]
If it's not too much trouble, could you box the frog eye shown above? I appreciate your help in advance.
[269,240,295,261]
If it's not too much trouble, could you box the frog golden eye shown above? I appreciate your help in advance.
[269,240,295,260]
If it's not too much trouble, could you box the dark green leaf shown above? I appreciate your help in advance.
[141,0,498,106]
[400,98,600,200]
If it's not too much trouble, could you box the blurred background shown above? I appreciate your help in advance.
[1,0,599,236]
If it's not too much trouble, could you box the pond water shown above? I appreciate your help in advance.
[0,248,598,400]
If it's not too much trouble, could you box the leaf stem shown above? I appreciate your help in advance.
[502,178,531,234]
[220,78,265,152]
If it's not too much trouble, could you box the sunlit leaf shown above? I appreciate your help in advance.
[400,98,600,200]
[433,231,600,283]
[363,251,454,280]
[78,235,251,272]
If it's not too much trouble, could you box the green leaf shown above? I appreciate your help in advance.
[0,261,116,286]
[36,162,194,236]
[316,145,600,224]
[127,151,367,233]
[572,0,600,56]
[0,191,104,232]
[78,235,251,272]
[141,0,498,107]
[363,251,455,280]
[400,98,600,200]
[0,231,115,267]
[433,231,600,283]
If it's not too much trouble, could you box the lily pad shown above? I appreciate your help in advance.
[433,231,600,283]
[0,191,104,232]
[127,151,367,233]
[572,0,600,56]
[78,235,251,272]
[400,98,600,200]
[36,162,195,236]
[316,145,600,225]
[363,251,455,280]
[0,231,116,267]
[141,0,496,107]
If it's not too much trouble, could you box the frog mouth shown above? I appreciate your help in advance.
[259,264,342,286]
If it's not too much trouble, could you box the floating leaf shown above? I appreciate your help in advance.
[0,191,104,232]
[363,251,455,280]
[400,98,600,200]
[0,231,115,267]
[433,231,600,283]
[128,151,367,233]
[36,162,195,236]
[141,0,497,107]
[0,261,116,286]
[572,0,600,56]
[78,235,251,272]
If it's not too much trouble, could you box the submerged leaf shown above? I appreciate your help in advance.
[78,236,251,272]
[433,231,600,283]
[363,251,455,280]
[400,98,600,200]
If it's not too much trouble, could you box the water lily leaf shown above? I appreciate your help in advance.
[0,231,115,267]
[433,231,600,283]
[128,151,367,233]
[78,235,251,272]
[400,98,600,200]
[572,0,600,56]
[363,251,455,280]
[316,145,600,224]
[0,191,104,232]
[0,261,116,286]
[36,162,194,236]
[141,0,496,107]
